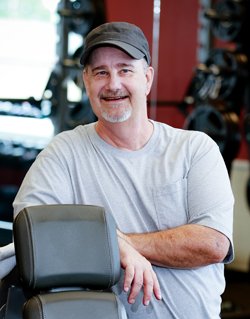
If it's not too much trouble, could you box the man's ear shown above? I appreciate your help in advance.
[146,66,154,96]
[82,69,89,96]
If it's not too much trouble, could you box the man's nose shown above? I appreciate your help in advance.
[106,72,122,90]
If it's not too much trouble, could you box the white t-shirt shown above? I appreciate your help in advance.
[2,121,234,318]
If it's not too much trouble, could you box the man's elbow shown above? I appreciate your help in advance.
[210,235,231,263]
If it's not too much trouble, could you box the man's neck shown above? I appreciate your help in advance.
[95,119,154,151]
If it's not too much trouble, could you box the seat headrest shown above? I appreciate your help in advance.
[13,205,121,290]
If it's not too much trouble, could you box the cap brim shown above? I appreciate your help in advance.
[80,40,145,65]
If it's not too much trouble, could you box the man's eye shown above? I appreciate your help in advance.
[93,70,107,76]
[121,69,132,74]
[98,71,107,75]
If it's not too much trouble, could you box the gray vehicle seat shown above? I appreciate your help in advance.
[12,204,127,319]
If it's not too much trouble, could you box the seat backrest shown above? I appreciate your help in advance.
[13,204,127,319]
[23,291,127,319]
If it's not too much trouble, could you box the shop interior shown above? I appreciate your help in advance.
[1,0,250,317]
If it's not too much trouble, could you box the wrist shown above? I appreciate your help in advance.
[117,229,133,247]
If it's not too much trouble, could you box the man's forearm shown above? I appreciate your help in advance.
[119,224,230,268]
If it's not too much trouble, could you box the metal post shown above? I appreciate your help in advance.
[149,0,161,120]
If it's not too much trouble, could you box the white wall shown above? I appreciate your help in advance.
[227,159,250,272]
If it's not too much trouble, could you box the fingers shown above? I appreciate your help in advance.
[151,269,162,301]
[124,264,161,306]
[126,267,143,304]
[142,269,154,306]
[123,265,135,294]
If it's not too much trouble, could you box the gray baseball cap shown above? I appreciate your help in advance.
[80,22,151,66]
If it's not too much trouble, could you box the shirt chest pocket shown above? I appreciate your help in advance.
[153,178,188,230]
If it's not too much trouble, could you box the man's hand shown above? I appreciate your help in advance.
[117,230,162,306]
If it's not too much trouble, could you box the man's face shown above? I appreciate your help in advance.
[83,46,154,124]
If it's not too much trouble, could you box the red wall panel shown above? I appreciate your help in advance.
[105,0,154,47]
[157,0,199,101]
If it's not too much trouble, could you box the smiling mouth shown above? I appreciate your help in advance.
[101,95,128,101]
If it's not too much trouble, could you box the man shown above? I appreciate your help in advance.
[0,22,234,318]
